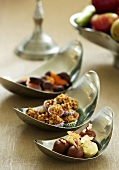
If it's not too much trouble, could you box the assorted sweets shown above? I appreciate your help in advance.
[26,93,79,127]
[53,123,99,158]
[74,0,119,42]
[17,71,71,93]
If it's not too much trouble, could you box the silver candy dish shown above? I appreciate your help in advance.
[14,70,100,131]
[70,12,119,68]
[35,106,113,161]
[0,40,83,98]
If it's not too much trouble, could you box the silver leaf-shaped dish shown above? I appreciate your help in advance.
[35,106,113,161]
[0,39,83,98]
[14,70,100,131]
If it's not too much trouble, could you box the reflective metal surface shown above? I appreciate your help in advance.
[70,12,119,68]
[34,106,113,161]
[0,39,83,98]
[15,0,59,60]
[13,70,100,131]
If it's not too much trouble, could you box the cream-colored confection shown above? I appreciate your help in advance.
[82,140,98,157]
[87,123,92,130]
[81,134,94,143]
[67,136,81,147]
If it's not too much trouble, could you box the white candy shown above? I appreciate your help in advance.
[82,140,98,157]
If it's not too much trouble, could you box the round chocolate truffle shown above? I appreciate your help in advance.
[53,139,70,154]
[67,145,83,158]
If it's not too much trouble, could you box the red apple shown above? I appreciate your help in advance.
[116,6,119,15]
[90,13,118,33]
[92,0,118,13]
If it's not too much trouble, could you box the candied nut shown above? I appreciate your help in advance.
[26,108,39,119]
[37,112,49,123]
[48,104,64,116]
[69,98,78,110]
[49,115,64,125]
[43,99,56,111]
[49,119,54,125]
[39,107,45,114]
[25,93,79,127]
[37,114,46,122]
[61,103,71,111]
[73,111,79,119]
[56,94,70,103]
[63,115,77,123]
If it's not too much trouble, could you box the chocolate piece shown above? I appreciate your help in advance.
[42,81,53,90]
[86,130,96,140]
[29,77,42,85]
[17,80,27,86]
[67,145,83,158]
[27,83,41,89]
[45,71,51,76]
[53,85,65,92]
[58,72,71,83]
[53,139,70,154]
[41,76,47,80]
[80,130,96,141]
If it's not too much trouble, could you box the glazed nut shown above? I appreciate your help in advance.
[48,104,64,116]
[26,108,39,118]
[56,93,70,103]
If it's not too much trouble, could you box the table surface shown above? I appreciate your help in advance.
[0,0,119,170]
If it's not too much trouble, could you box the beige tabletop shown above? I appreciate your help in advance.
[0,0,119,169]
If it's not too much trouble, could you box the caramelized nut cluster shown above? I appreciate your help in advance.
[26,94,79,127]
[17,71,71,93]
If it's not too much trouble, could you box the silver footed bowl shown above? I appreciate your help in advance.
[13,70,100,131]
[34,106,113,161]
[70,13,119,68]
[0,40,83,98]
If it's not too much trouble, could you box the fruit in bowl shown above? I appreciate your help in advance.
[74,5,96,27]
[74,1,119,42]
[111,18,119,41]
[92,0,119,13]
[91,13,118,33]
